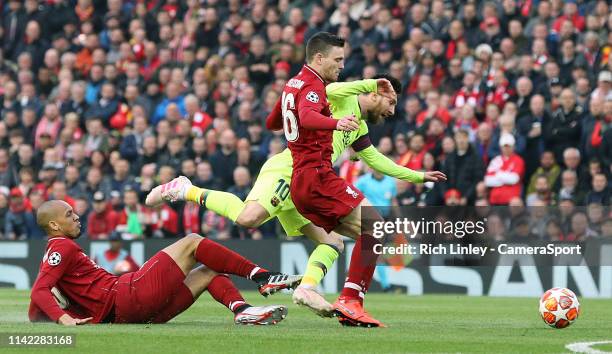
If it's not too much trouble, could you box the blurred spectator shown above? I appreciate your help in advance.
[115,188,151,240]
[0,192,8,239]
[50,181,76,209]
[557,147,590,193]
[0,148,12,187]
[518,95,549,178]
[440,129,484,205]
[152,82,186,126]
[87,191,118,240]
[585,173,610,205]
[486,213,506,241]
[34,104,62,150]
[586,203,605,235]
[397,133,424,170]
[602,219,612,238]
[485,134,525,205]
[4,188,39,240]
[227,166,260,239]
[93,231,140,275]
[526,151,560,196]
[508,216,536,242]
[151,202,179,239]
[443,188,461,206]
[108,158,136,192]
[544,218,565,241]
[566,211,598,241]
[544,89,584,163]
[210,129,238,190]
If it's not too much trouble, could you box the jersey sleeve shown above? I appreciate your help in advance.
[356,146,425,183]
[39,241,77,280]
[326,79,377,99]
[30,241,77,323]
[297,83,338,130]
[349,122,371,152]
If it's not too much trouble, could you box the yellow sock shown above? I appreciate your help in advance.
[302,244,340,287]
[185,186,206,204]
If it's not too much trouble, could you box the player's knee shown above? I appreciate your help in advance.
[345,224,361,238]
[235,212,264,228]
[327,238,344,254]
[184,233,205,245]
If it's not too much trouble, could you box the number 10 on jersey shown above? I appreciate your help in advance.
[281,92,299,142]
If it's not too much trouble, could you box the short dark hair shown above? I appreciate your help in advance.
[373,73,402,95]
[305,32,345,62]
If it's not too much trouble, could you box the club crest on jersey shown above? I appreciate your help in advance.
[346,186,359,199]
[48,252,62,266]
[271,196,280,207]
[306,91,319,103]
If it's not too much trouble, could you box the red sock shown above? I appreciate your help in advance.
[207,275,249,313]
[341,234,380,304]
[195,238,267,279]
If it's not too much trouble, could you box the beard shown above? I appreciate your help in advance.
[365,111,384,125]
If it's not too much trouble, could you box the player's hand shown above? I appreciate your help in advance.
[376,79,395,99]
[336,114,359,132]
[58,314,93,326]
[423,171,447,183]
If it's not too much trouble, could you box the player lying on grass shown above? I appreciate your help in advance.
[29,200,302,326]
[146,75,445,326]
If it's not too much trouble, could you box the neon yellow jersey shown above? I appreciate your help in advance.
[275,79,377,163]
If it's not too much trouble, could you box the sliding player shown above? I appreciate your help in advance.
[29,200,301,325]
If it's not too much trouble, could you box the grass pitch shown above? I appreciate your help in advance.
[1,289,611,353]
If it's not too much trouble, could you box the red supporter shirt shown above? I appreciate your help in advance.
[484,153,525,205]
[266,64,337,170]
[87,209,119,240]
[191,111,213,136]
[416,108,452,127]
[29,237,118,323]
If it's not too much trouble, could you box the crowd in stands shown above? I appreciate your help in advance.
[0,0,610,241]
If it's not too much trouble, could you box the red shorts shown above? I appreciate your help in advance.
[112,251,194,324]
[291,167,364,233]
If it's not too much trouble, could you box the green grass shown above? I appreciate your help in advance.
[0,289,611,353]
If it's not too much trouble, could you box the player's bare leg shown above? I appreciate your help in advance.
[234,202,270,228]
[160,233,302,296]
[292,223,344,317]
[146,177,271,229]
[332,198,387,327]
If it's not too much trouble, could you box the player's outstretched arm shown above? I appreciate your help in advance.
[298,85,358,132]
[356,144,447,183]
[326,79,378,99]
[30,272,70,323]
[326,79,394,100]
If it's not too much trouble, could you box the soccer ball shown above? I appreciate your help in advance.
[539,287,580,329]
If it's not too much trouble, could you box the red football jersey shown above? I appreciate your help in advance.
[29,237,118,323]
[270,64,337,170]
